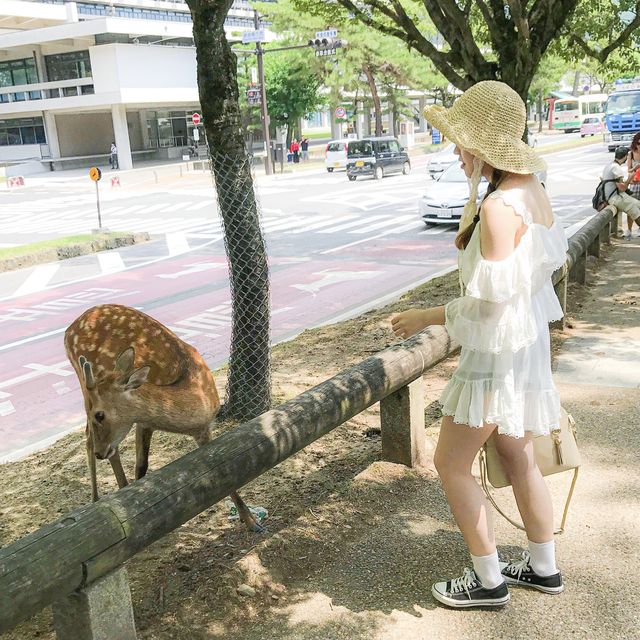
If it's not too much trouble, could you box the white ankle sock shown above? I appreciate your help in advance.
[528,539,558,576]
[471,551,504,589]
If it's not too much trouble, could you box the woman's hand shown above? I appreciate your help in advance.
[390,306,444,339]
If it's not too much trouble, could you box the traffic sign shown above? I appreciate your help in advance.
[89,167,102,182]
[316,29,338,39]
[191,112,201,125]
[335,106,347,119]
[242,29,265,44]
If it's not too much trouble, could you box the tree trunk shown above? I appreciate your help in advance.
[363,64,382,136]
[186,0,271,419]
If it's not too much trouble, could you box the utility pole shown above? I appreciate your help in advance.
[254,9,273,175]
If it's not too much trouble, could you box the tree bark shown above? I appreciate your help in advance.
[186,0,271,419]
[362,63,382,136]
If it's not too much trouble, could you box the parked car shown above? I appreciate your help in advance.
[580,117,604,138]
[346,137,411,181]
[420,163,490,226]
[325,140,350,172]
[419,163,547,226]
[426,143,457,178]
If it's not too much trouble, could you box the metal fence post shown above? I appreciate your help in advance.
[380,378,427,468]
[51,568,136,640]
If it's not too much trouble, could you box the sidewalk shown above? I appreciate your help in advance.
[180,239,638,640]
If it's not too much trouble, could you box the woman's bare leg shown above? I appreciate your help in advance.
[434,416,497,556]
[493,433,553,542]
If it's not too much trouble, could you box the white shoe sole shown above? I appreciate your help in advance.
[431,585,510,608]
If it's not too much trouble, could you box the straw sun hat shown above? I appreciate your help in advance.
[423,80,546,175]
[423,80,546,238]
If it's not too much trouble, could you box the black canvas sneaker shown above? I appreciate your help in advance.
[500,551,564,594]
[431,568,510,608]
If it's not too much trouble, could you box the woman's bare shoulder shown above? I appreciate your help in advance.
[479,196,521,261]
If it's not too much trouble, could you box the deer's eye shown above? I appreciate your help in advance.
[95,411,105,423]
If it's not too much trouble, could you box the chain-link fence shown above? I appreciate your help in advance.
[209,153,271,420]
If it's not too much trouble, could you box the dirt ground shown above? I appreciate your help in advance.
[1,251,599,639]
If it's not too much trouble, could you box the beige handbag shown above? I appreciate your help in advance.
[479,407,580,534]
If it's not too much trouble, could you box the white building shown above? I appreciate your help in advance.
[0,0,271,172]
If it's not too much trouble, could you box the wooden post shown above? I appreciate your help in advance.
[380,378,427,468]
[600,225,609,246]
[569,250,587,285]
[52,568,136,640]
[588,234,600,258]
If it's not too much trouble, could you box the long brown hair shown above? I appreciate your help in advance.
[455,168,508,250]
[631,132,640,153]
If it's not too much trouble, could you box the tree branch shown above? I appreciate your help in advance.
[334,0,468,87]
[476,0,507,50]
[507,0,530,38]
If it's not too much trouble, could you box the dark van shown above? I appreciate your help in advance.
[346,137,411,181]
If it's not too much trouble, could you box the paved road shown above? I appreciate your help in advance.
[0,142,610,460]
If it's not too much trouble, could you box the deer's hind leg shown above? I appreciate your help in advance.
[193,427,265,533]
[135,424,154,480]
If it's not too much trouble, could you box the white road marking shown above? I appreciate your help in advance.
[349,214,415,234]
[13,264,60,297]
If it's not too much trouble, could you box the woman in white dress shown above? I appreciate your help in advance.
[391,81,569,609]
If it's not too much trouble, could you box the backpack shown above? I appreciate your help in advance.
[592,179,617,211]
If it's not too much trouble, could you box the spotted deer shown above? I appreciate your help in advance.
[64,303,263,532]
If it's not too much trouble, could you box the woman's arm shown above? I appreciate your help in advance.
[390,305,445,339]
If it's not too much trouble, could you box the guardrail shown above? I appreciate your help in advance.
[0,205,617,638]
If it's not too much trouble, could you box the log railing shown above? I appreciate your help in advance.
[0,205,617,639]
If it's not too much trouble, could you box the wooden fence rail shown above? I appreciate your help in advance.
[0,205,617,638]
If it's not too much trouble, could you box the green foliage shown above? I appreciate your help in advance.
[262,49,326,136]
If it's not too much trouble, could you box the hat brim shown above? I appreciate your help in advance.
[423,104,546,175]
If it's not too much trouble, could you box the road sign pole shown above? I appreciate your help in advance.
[95,180,102,229]
[254,10,273,176]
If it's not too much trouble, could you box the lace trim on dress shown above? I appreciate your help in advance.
[439,378,562,439]
[486,189,534,226]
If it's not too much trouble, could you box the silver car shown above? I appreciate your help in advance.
[426,143,458,178]
[420,163,489,226]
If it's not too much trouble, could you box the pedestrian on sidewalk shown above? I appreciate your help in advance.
[109,142,119,170]
[290,138,300,164]
[391,81,569,609]
[627,133,640,236]
[603,146,640,239]
[301,137,309,161]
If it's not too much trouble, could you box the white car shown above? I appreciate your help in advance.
[324,139,350,172]
[426,143,458,178]
[419,163,548,226]
[420,163,489,225]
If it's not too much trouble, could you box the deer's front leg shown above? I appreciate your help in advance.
[86,422,99,502]
[230,491,265,533]
[135,424,154,480]
[109,448,129,489]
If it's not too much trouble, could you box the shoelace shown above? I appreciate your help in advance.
[449,567,478,594]
[504,551,532,580]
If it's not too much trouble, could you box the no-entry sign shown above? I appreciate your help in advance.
[191,113,201,125]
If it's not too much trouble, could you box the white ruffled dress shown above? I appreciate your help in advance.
[440,189,569,438]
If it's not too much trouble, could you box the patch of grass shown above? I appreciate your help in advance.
[0,232,131,260]
[301,130,331,140]
[538,136,599,155]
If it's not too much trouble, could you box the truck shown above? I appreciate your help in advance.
[604,88,640,152]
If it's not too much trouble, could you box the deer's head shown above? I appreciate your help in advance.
[79,348,150,460]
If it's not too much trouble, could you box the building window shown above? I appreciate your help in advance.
[0,117,46,146]
[0,57,39,88]
[45,51,92,82]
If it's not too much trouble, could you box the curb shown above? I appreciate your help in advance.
[0,232,150,273]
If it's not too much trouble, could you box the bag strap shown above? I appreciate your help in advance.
[479,448,579,535]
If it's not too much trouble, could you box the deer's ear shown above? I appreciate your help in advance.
[115,347,135,374]
[124,366,150,391]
